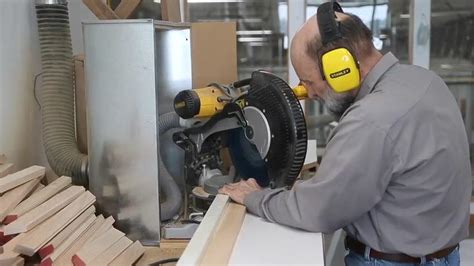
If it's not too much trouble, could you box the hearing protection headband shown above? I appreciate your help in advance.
[317,1,344,46]
[316,1,361,93]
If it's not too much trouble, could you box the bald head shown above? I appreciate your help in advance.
[290,15,318,63]
[290,11,378,84]
[289,11,382,118]
[290,12,352,67]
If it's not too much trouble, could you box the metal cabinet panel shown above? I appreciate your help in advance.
[84,20,192,245]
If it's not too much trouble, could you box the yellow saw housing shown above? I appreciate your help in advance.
[174,86,227,119]
[174,84,308,119]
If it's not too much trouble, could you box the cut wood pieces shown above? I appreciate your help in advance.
[14,191,95,256]
[109,240,145,266]
[1,229,27,254]
[5,176,72,223]
[11,256,24,266]
[73,227,125,265]
[38,206,95,259]
[0,251,21,266]
[31,183,46,195]
[53,215,105,265]
[0,226,14,246]
[0,163,14,178]
[0,165,45,193]
[0,178,41,222]
[4,186,85,235]
[0,165,140,265]
[89,215,115,242]
[40,214,96,265]
[89,236,133,265]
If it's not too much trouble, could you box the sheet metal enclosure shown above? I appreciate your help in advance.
[83,20,191,245]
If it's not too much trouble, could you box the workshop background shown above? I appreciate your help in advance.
[0,0,473,265]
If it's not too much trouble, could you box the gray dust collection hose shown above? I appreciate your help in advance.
[158,112,183,221]
[35,0,88,185]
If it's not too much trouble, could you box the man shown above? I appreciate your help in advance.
[219,2,472,265]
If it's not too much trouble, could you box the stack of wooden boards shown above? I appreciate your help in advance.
[0,160,145,266]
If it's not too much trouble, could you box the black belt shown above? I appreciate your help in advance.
[345,236,458,264]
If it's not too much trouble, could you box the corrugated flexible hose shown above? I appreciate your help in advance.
[35,0,88,185]
[159,112,183,221]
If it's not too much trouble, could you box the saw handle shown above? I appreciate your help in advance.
[292,85,308,100]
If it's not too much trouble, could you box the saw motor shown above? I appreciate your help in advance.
[173,71,308,206]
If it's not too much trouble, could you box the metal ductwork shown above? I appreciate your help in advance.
[35,0,88,185]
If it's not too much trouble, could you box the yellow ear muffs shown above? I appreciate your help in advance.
[321,47,360,93]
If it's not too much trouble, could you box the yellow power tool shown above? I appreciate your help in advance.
[174,83,308,119]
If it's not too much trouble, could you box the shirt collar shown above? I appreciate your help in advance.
[355,52,399,102]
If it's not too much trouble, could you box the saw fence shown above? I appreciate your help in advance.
[0,157,145,266]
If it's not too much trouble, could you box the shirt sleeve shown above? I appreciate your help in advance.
[243,113,396,233]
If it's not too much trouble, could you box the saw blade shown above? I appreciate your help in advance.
[242,106,271,159]
[229,71,307,188]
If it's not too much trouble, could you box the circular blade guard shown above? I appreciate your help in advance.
[229,71,307,188]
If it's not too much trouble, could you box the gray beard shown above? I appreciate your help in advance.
[322,89,358,120]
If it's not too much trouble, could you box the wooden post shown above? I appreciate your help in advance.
[161,0,190,22]
[114,0,142,19]
[74,55,88,154]
[82,0,120,19]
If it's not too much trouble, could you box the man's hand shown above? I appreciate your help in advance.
[218,178,262,205]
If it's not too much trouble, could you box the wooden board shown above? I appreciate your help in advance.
[0,165,45,193]
[1,208,64,254]
[73,227,125,265]
[110,240,145,266]
[11,256,24,266]
[161,0,183,22]
[14,191,95,256]
[0,229,27,254]
[0,225,14,245]
[38,206,96,259]
[4,186,85,235]
[114,0,142,19]
[31,183,45,194]
[74,55,88,154]
[160,239,189,249]
[0,163,13,178]
[82,0,119,19]
[88,215,115,243]
[0,252,21,266]
[40,214,96,265]
[89,236,133,265]
[200,203,246,265]
[177,197,325,265]
[2,181,45,224]
[0,178,41,222]
[178,194,230,265]
[10,182,44,207]
[6,176,72,222]
[53,215,105,266]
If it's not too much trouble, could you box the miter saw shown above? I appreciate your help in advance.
[172,71,309,205]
